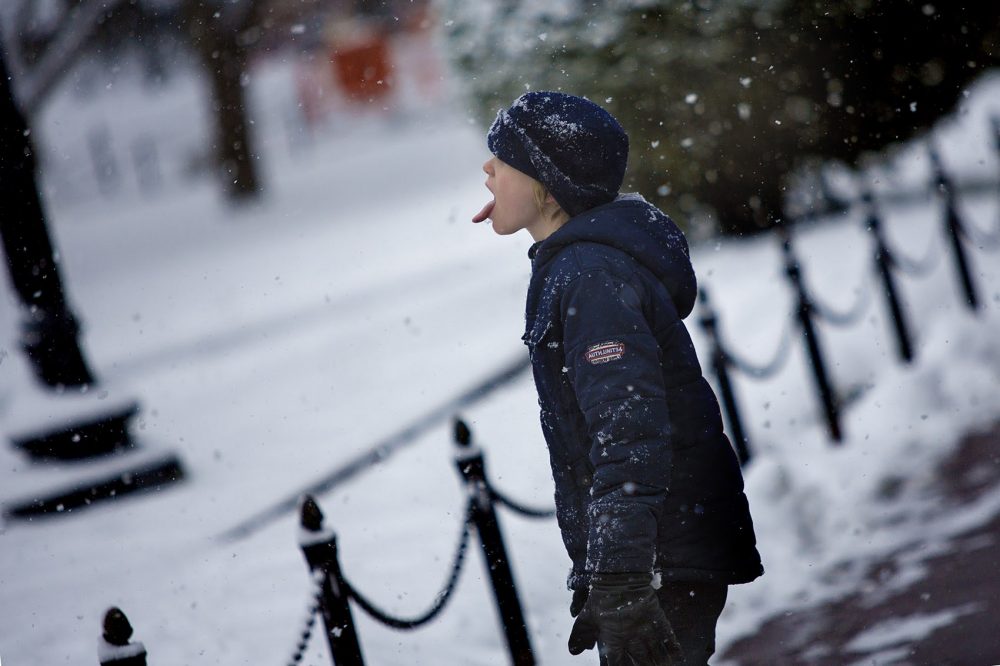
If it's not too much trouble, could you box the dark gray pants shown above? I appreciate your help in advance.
[656,582,728,665]
[598,582,728,666]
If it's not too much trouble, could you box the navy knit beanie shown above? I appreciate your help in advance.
[487,91,629,218]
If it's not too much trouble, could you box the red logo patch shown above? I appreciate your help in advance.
[585,341,625,365]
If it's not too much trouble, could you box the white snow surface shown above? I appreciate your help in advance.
[843,603,984,654]
[1,56,999,665]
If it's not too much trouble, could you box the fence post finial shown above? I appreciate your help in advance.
[452,416,535,665]
[928,143,980,310]
[454,417,472,448]
[298,494,365,666]
[863,187,916,363]
[780,228,844,442]
[99,607,147,666]
[697,288,752,465]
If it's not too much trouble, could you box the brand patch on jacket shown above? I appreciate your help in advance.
[584,341,626,365]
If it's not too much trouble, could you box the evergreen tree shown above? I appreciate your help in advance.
[438,0,1000,235]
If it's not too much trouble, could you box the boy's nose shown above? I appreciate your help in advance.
[482,158,494,175]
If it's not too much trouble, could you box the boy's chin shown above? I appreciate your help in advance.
[490,222,517,236]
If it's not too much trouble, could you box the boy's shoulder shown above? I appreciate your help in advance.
[541,239,640,282]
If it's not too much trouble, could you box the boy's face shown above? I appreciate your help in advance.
[474,156,544,237]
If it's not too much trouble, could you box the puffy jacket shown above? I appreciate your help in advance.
[522,194,763,589]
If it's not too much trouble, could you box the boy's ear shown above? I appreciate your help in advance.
[545,192,559,206]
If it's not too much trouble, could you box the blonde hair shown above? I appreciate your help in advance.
[531,180,569,225]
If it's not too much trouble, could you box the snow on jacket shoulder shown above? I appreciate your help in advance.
[523,195,763,589]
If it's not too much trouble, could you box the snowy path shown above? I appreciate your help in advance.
[1,109,568,665]
[721,423,1000,665]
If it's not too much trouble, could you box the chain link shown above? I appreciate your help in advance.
[885,234,941,277]
[808,278,873,328]
[718,315,796,380]
[488,484,556,519]
[286,572,323,666]
[344,500,474,630]
[956,210,1000,250]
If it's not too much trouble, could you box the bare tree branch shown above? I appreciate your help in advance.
[15,0,128,115]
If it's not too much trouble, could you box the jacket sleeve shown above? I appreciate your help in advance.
[560,268,672,576]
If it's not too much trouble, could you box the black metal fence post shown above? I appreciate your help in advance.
[929,146,980,310]
[98,607,147,666]
[697,288,752,466]
[864,192,915,363]
[779,227,843,442]
[298,495,365,666]
[453,419,535,666]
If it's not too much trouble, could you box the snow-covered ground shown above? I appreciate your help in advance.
[1,53,999,665]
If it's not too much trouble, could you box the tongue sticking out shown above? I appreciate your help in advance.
[472,199,495,223]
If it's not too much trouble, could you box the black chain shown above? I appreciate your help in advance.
[957,210,1000,250]
[344,500,474,630]
[885,234,941,277]
[718,316,795,380]
[488,483,556,518]
[808,279,873,327]
[286,573,323,666]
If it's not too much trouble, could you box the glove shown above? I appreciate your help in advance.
[570,586,589,618]
[568,573,682,666]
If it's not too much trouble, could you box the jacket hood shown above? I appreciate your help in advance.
[530,194,697,318]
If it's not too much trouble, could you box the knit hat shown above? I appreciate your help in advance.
[487,92,629,218]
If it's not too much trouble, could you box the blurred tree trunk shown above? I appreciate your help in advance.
[181,0,262,202]
[0,50,96,388]
[5,0,129,114]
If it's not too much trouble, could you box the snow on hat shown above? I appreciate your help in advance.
[487,91,629,218]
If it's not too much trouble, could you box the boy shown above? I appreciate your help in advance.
[472,92,763,666]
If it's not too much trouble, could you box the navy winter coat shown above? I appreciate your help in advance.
[523,195,763,589]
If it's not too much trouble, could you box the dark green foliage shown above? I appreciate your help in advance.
[439,1,1000,235]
